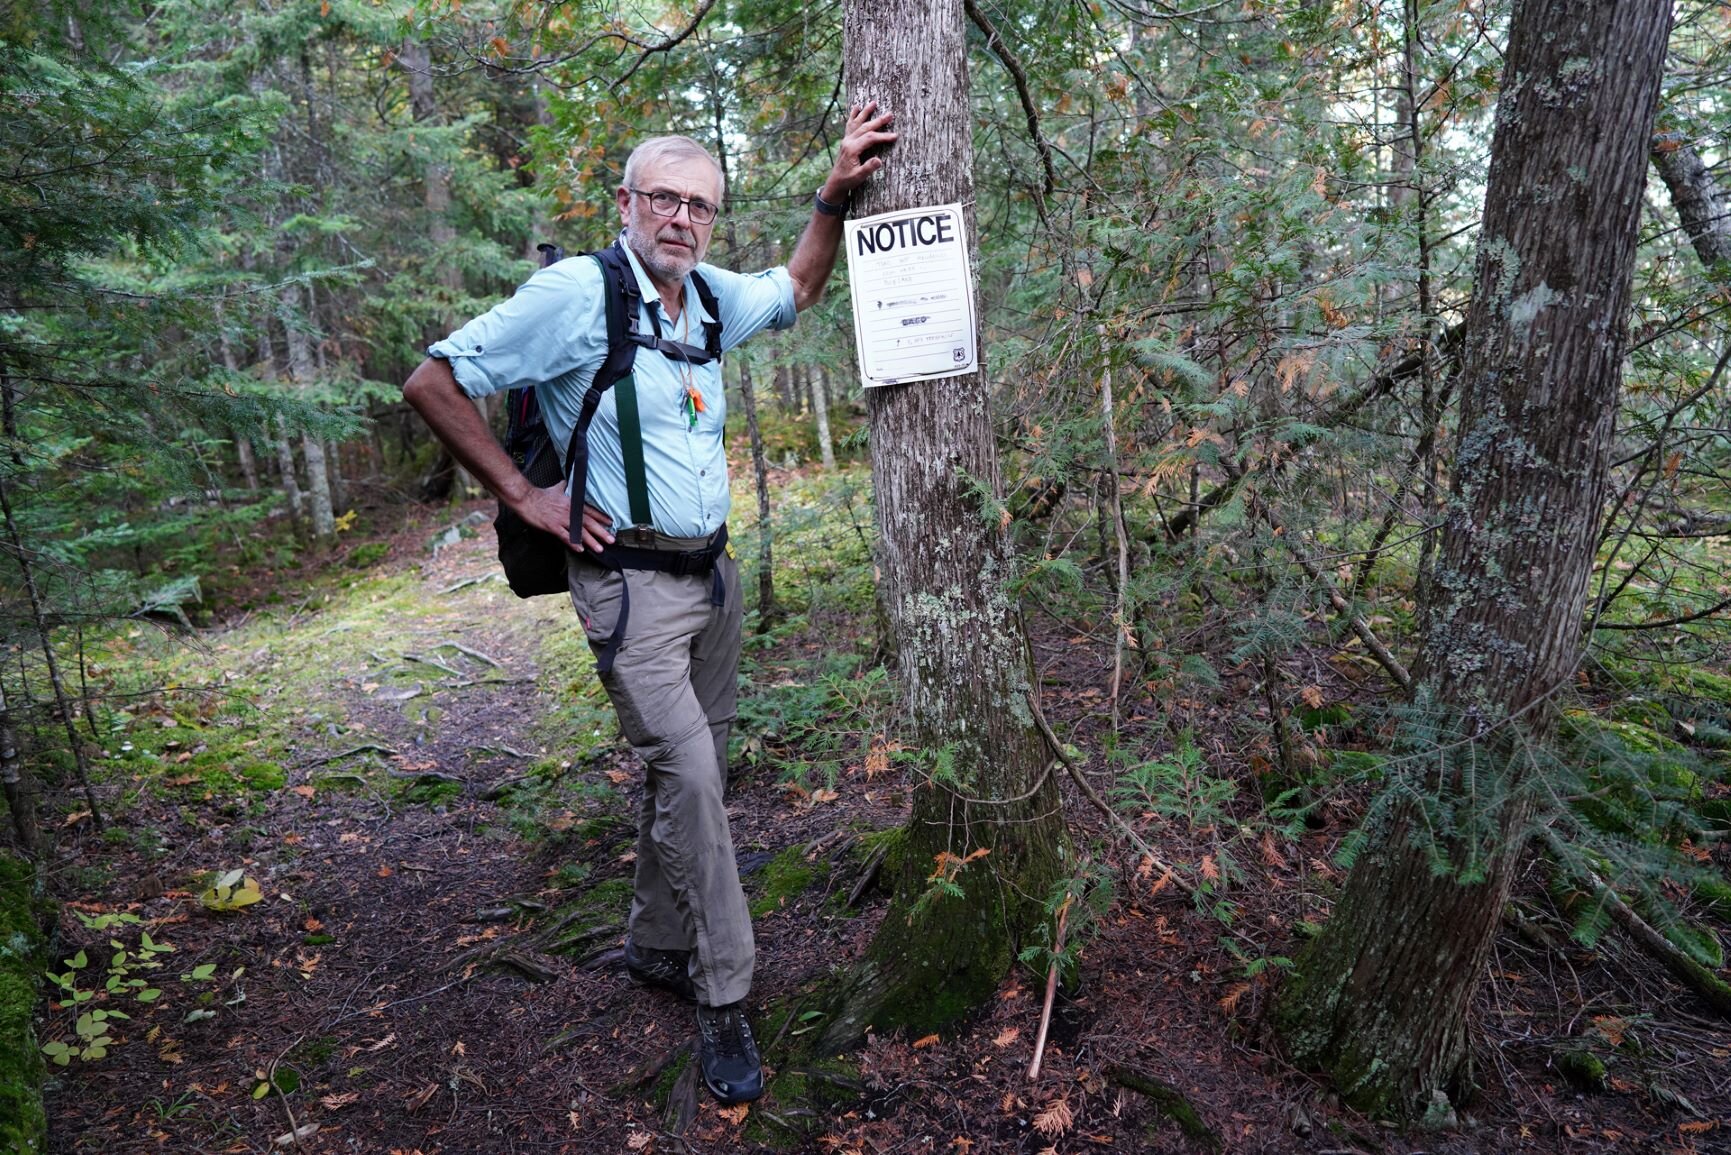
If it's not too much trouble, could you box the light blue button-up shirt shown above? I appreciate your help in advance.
[429,234,796,538]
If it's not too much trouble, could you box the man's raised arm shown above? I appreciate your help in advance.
[785,102,898,313]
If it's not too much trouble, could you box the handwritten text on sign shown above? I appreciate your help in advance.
[843,204,977,387]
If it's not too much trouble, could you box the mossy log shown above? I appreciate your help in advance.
[1103,1063,1221,1150]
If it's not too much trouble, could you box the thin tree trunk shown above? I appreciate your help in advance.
[709,93,777,627]
[401,36,477,499]
[0,678,38,855]
[0,471,102,829]
[1276,0,1673,1117]
[812,366,836,470]
[818,0,1066,1053]
[275,414,304,526]
[1099,341,1130,733]
[1651,132,1731,277]
[284,285,335,543]
[216,310,261,492]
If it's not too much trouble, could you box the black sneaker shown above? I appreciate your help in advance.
[623,937,695,1002]
[696,1001,763,1104]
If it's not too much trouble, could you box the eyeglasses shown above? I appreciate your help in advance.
[627,188,720,225]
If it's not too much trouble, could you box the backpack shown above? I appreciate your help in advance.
[493,239,724,599]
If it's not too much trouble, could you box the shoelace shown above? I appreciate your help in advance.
[700,1008,754,1057]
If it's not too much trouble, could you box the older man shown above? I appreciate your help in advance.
[403,106,895,1103]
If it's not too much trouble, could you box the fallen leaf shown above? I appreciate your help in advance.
[404,1083,438,1112]
[451,1040,466,1056]
[320,1091,360,1110]
[606,769,632,785]
[1199,855,1220,882]
[993,1027,1020,1048]
[1299,685,1325,709]
[366,1032,397,1052]
[913,1033,941,1049]
[718,1104,749,1124]
[377,865,393,878]
[274,1124,319,1147]
[1033,1097,1073,1138]
[811,788,839,804]
[626,1132,653,1151]
[1219,982,1251,1015]
[290,785,315,799]
[200,870,263,912]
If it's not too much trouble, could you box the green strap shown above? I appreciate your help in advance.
[614,374,653,528]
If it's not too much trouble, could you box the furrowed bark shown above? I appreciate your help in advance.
[1275,0,1673,1117]
[818,0,1066,1053]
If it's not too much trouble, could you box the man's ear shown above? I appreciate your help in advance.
[616,186,632,225]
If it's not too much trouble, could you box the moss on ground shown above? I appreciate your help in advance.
[0,855,50,1154]
[748,844,827,918]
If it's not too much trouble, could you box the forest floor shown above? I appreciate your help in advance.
[30,470,1731,1155]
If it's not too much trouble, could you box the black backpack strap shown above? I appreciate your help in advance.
[689,269,724,360]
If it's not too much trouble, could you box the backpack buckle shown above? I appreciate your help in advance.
[622,524,657,547]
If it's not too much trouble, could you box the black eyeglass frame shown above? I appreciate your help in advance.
[626,187,721,225]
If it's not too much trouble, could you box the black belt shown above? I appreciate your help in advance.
[588,525,729,674]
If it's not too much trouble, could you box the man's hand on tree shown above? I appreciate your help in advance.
[824,101,897,202]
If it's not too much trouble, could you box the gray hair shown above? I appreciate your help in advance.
[622,136,725,197]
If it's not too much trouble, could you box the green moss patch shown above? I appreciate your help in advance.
[0,856,50,1155]
[749,845,828,918]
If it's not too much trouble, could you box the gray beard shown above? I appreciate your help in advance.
[627,228,699,287]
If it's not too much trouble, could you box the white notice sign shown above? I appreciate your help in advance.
[843,203,977,387]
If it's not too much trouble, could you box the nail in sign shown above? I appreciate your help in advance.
[843,203,978,387]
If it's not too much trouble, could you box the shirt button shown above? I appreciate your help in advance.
[700,469,707,476]
[475,345,483,352]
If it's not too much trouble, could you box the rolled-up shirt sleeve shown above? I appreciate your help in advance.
[427,259,609,399]
[701,265,798,354]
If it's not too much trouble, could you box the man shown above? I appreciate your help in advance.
[402,105,896,1104]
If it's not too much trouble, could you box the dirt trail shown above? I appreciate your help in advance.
[39,528,1730,1154]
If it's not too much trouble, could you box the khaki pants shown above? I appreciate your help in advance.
[568,541,752,1007]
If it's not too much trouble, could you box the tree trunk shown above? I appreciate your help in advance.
[216,310,260,492]
[283,286,335,543]
[1275,0,1673,1117]
[818,0,1066,1052]
[0,679,38,855]
[736,355,776,624]
[812,365,836,470]
[1651,132,1731,278]
[401,36,477,500]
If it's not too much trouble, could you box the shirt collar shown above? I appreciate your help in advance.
[615,230,716,332]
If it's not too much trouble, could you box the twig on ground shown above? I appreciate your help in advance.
[439,642,502,667]
[1027,893,1073,1081]
[438,574,498,594]
[305,744,398,767]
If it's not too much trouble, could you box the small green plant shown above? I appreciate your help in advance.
[1110,730,1237,832]
[1017,862,1117,987]
[41,916,238,1065]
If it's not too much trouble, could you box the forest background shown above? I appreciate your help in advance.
[3,0,1731,1152]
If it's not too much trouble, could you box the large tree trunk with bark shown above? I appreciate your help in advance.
[817,0,1066,1053]
[1275,0,1672,1117]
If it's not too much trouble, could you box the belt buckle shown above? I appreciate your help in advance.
[623,524,657,548]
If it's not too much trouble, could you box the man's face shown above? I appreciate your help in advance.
[617,155,722,292]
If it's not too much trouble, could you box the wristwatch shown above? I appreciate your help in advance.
[814,189,849,218]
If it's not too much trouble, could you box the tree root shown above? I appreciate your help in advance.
[1104,1063,1221,1151]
